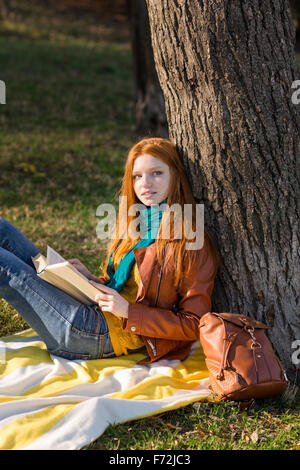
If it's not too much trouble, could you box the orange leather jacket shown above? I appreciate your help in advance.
[117,236,218,364]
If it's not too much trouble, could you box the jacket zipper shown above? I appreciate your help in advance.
[147,339,157,357]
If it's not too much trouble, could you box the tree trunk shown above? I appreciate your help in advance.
[145,0,300,378]
[0,0,10,20]
[289,0,300,41]
[127,0,168,138]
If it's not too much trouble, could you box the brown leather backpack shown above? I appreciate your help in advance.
[199,312,288,401]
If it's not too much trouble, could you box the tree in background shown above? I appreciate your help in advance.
[145,0,300,379]
[126,0,168,138]
[290,0,300,42]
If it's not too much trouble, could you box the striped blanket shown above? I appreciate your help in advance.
[0,329,214,450]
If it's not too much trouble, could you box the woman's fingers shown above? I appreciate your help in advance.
[89,280,114,293]
[88,280,128,317]
[97,292,113,298]
[97,298,113,312]
[92,285,114,303]
[100,305,112,312]
[98,301,111,308]
[69,259,83,268]
[95,292,113,301]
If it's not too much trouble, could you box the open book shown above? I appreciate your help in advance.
[31,246,103,305]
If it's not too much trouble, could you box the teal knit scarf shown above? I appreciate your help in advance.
[105,199,167,292]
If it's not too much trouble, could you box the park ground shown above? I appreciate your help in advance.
[0,1,300,450]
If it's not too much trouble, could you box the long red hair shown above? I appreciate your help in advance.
[101,137,220,289]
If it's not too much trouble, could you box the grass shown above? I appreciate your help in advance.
[84,395,300,450]
[1,0,300,451]
[0,1,135,339]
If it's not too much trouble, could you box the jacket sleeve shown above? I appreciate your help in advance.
[122,240,217,341]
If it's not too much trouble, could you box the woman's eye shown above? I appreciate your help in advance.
[133,172,162,178]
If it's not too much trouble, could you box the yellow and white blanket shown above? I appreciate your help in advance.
[0,329,214,450]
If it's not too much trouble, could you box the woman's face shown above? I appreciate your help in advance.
[132,154,171,206]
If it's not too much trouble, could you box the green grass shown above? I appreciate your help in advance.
[0,2,135,314]
[84,395,300,450]
[1,0,300,451]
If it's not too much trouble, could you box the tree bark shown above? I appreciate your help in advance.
[145,0,300,378]
[127,0,168,138]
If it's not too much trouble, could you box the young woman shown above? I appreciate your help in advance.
[0,137,220,363]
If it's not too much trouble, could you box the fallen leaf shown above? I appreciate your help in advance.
[164,422,182,430]
[195,424,206,436]
[152,417,182,430]
[15,162,37,174]
[250,431,259,443]
[241,431,250,442]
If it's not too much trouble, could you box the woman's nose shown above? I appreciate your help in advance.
[141,174,152,186]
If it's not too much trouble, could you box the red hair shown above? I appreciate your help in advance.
[101,137,220,289]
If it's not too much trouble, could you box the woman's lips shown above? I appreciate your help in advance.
[143,192,156,197]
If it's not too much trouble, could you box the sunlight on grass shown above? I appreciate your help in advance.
[1,0,300,451]
[0,1,137,334]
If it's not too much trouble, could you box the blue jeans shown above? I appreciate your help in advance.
[0,217,115,360]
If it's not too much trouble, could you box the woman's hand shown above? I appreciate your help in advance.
[68,258,99,282]
[89,280,129,318]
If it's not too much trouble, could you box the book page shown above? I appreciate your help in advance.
[33,247,105,304]
[46,246,91,282]
[40,269,93,304]
[31,252,47,274]
[47,245,66,266]
[45,263,101,303]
